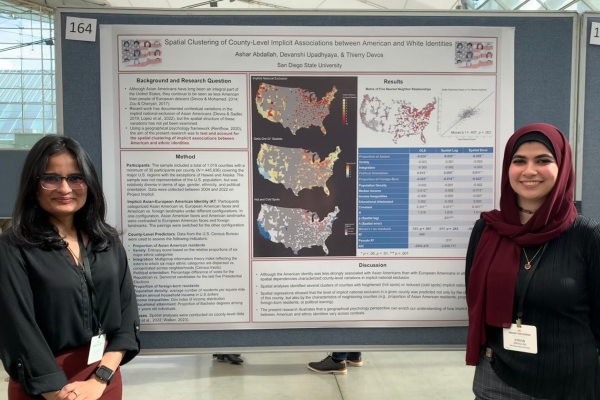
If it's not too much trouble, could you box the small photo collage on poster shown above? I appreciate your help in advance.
[121,39,162,67]
[454,41,494,69]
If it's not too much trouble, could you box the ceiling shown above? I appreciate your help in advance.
[106,0,459,9]
[9,0,463,10]
[5,0,600,12]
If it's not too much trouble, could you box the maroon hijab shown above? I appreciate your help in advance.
[465,123,577,365]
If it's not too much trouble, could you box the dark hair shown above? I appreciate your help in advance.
[12,135,117,251]
[511,131,557,159]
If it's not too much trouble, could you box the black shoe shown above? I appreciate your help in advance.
[224,354,243,364]
[307,355,347,375]
[216,354,225,362]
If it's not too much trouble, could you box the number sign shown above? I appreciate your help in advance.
[65,17,97,42]
[590,22,600,46]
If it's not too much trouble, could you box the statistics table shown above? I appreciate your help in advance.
[357,147,494,251]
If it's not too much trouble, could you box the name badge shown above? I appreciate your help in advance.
[88,334,106,365]
[503,324,537,354]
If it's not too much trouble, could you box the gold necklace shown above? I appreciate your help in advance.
[523,246,543,270]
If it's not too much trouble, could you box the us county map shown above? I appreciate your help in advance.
[256,144,341,196]
[257,204,340,255]
[255,83,337,135]
[360,95,436,144]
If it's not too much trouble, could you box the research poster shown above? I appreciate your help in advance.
[100,25,514,331]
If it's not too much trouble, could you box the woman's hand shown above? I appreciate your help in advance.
[54,377,107,400]
[42,391,59,400]
[51,351,123,400]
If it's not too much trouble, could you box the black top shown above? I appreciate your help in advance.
[0,230,140,398]
[466,215,600,400]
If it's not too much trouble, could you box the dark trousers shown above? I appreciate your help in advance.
[474,351,547,400]
[8,345,122,400]
[332,352,361,362]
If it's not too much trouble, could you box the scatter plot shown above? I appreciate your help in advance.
[440,91,494,140]
[457,106,481,122]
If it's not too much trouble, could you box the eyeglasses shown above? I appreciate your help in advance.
[39,174,86,190]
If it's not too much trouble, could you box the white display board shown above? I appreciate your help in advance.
[100,25,514,331]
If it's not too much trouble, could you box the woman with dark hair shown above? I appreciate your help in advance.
[0,135,140,400]
[466,123,600,399]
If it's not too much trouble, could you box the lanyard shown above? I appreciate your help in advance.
[76,231,103,337]
[515,242,548,328]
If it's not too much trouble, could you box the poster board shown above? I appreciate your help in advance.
[578,13,600,222]
[55,9,577,351]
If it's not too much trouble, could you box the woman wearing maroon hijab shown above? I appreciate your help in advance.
[465,123,600,399]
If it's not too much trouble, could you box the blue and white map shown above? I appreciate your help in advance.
[257,204,340,255]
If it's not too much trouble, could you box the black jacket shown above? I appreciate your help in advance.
[466,215,600,399]
[0,230,140,397]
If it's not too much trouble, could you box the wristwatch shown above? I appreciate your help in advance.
[94,366,114,385]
